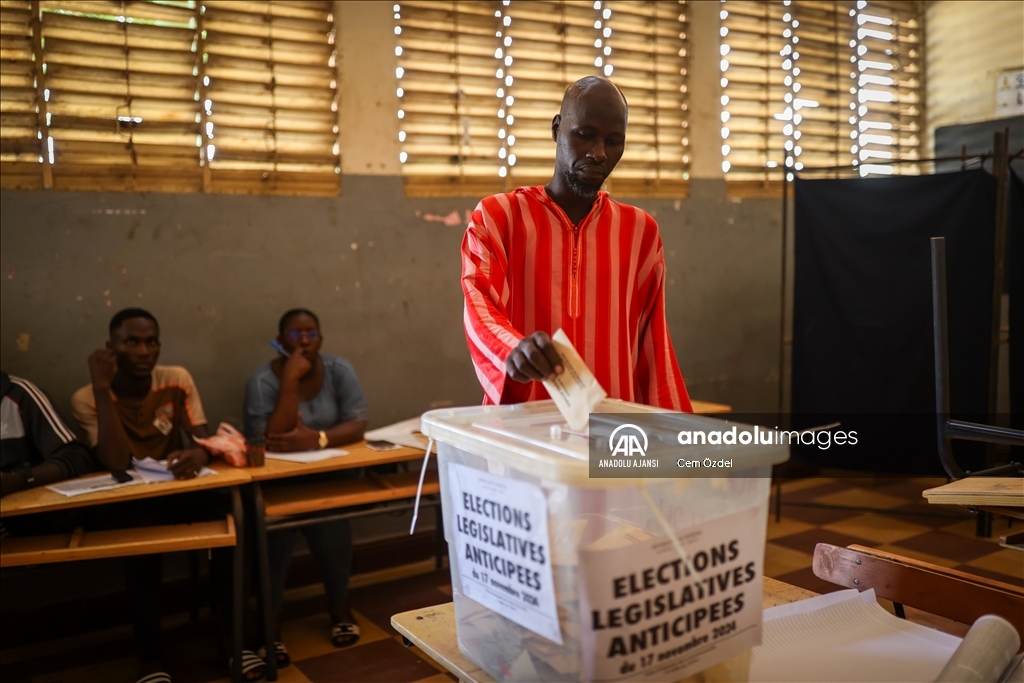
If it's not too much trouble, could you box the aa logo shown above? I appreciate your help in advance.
[609,424,648,458]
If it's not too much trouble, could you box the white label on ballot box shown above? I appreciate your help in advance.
[579,505,764,681]
[448,463,562,645]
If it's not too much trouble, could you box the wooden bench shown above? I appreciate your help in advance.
[0,515,236,568]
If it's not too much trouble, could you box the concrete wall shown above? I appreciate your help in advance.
[2,2,783,433]
[925,0,1024,155]
[0,180,782,430]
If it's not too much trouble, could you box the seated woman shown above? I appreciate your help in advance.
[243,308,368,667]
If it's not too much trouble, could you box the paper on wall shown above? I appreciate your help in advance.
[542,329,607,432]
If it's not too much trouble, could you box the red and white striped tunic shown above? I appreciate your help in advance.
[461,185,692,411]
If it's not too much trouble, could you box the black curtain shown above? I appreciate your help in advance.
[1010,170,1024,459]
[791,170,996,473]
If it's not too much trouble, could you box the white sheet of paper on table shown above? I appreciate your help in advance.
[45,471,145,497]
[265,448,349,464]
[364,417,430,450]
[131,457,217,484]
[750,588,962,683]
[541,329,606,432]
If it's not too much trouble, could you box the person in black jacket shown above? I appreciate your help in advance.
[1,371,95,498]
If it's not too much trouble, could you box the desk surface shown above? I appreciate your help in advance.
[690,400,732,414]
[247,441,426,481]
[923,477,1023,508]
[0,462,252,518]
[392,577,815,683]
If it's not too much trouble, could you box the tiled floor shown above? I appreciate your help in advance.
[2,476,1020,683]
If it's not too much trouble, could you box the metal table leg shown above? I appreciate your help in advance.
[230,487,244,683]
[252,482,278,682]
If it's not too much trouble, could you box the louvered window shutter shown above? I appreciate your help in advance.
[396,0,689,197]
[202,0,340,195]
[0,0,47,188]
[720,0,923,181]
[0,0,340,196]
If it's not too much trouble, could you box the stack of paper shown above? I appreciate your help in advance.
[364,418,429,450]
[750,589,1022,683]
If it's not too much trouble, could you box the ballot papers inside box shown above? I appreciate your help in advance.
[422,400,789,683]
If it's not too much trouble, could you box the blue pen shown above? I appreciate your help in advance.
[269,339,290,357]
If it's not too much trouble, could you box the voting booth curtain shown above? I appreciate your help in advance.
[790,169,1008,474]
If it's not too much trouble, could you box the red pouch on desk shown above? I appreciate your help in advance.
[193,422,247,467]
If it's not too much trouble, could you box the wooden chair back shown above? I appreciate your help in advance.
[812,543,1024,640]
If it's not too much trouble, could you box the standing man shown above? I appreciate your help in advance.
[462,76,692,411]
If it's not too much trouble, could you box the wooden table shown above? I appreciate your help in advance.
[922,477,1023,508]
[690,400,732,415]
[391,577,815,683]
[0,462,252,518]
[925,481,1019,548]
[0,462,252,682]
[923,477,1024,548]
[247,440,439,681]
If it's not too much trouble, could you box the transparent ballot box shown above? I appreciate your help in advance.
[422,400,790,683]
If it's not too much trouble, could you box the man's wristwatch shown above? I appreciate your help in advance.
[318,430,328,449]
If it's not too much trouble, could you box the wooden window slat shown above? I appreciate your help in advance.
[396,0,690,197]
[721,0,923,181]
[2,0,340,196]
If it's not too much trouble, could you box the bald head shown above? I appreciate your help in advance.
[548,76,628,200]
[559,76,628,123]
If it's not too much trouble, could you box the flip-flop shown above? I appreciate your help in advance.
[136,673,171,683]
[257,641,291,669]
[331,622,361,648]
[228,649,267,682]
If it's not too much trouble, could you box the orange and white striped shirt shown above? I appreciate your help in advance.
[462,186,692,411]
[71,365,207,460]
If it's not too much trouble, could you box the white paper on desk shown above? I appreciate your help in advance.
[750,588,961,683]
[364,417,430,450]
[45,471,145,497]
[265,448,348,464]
[131,457,217,484]
[542,329,606,432]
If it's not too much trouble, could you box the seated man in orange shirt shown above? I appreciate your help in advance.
[71,308,263,683]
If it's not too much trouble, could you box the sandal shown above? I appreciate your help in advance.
[257,641,291,669]
[331,622,361,648]
[136,674,171,683]
[228,650,267,682]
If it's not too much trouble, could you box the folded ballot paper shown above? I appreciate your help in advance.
[542,329,607,431]
[750,589,1022,683]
